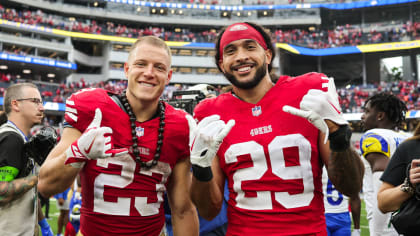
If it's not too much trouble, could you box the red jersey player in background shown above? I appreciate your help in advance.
[37,36,199,236]
[187,22,364,235]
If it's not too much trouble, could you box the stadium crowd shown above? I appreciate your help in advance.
[1,4,420,48]
[2,71,420,113]
[338,80,420,113]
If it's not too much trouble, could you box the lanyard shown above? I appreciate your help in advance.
[7,120,29,142]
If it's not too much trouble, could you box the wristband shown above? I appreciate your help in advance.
[352,229,361,236]
[329,125,351,152]
[38,218,49,228]
[192,164,213,182]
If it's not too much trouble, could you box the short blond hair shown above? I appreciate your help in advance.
[128,36,172,65]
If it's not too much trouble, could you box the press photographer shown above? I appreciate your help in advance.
[0,83,55,236]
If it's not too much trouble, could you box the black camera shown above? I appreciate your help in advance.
[25,126,58,166]
[167,90,206,115]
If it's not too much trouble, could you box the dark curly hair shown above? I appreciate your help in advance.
[214,22,276,73]
[363,92,407,127]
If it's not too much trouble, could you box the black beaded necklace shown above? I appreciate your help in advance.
[119,91,165,169]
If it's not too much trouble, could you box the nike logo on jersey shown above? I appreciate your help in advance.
[365,143,374,148]
[84,137,96,154]
[328,101,341,114]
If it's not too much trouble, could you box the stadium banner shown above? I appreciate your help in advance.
[276,43,300,54]
[51,29,137,43]
[406,110,420,119]
[43,102,66,112]
[357,41,420,53]
[343,111,420,120]
[105,0,418,10]
[0,52,77,70]
[0,98,65,112]
[52,29,191,47]
[0,19,53,33]
[281,45,362,56]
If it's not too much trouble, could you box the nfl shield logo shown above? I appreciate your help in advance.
[252,106,262,117]
[136,126,144,137]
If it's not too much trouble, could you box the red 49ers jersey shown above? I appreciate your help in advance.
[65,88,189,236]
[194,73,331,236]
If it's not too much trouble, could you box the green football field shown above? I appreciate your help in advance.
[43,198,59,235]
[39,198,58,236]
[42,198,372,235]
[357,199,370,236]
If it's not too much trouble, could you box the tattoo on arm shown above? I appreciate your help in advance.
[327,148,364,197]
[0,175,38,206]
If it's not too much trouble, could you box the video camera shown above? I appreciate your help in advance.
[25,126,58,166]
[167,90,206,115]
[167,84,217,114]
[21,126,58,176]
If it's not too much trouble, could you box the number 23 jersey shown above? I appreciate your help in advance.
[65,88,190,236]
[194,73,331,236]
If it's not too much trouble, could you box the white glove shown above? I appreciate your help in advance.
[282,77,348,143]
[186,114,235,168]
[351,229,360,236]
[65,108,128,168]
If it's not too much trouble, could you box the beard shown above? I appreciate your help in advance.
[223,62,268,90]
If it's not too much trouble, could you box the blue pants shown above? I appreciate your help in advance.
[325,212,351,236]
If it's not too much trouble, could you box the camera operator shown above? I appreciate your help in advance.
[0,83,54,236]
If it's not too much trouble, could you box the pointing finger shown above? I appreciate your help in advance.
[282,105,311,119]
[215,119,235,143]
[186,114,197,131]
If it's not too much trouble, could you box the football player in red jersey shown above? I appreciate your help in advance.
[187,22,364,235]
[38,36,199,236]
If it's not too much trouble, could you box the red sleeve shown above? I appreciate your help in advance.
[193,96,219,122]
[64,88,108,132]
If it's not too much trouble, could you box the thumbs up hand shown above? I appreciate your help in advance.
[65,108,128,168]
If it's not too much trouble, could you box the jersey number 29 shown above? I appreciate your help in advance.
[226,134,314,210]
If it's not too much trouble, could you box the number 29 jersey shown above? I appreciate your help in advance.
[194,73,332,236]
[64,88,190,236]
